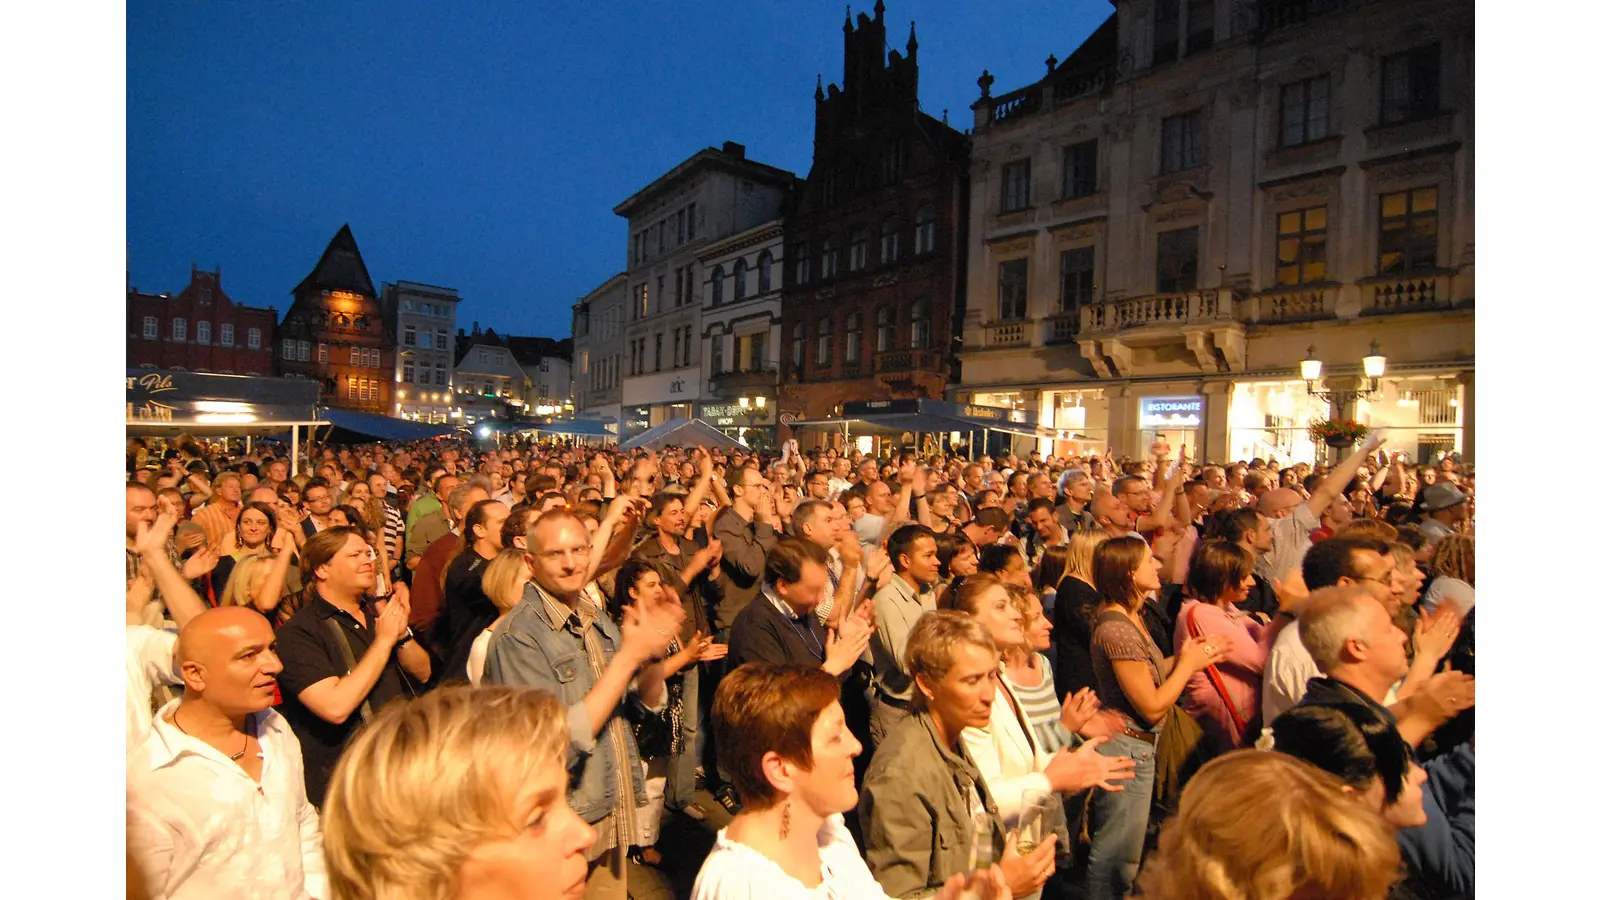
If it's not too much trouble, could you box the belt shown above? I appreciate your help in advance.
[1122,725,1157,745]
[875,690,912,710]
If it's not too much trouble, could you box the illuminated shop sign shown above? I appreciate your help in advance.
[1138,396,1204,429]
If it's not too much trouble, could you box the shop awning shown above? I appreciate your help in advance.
[620,418,748,451]
[126,370,327,435]
[321,408,456,442]
[788,399,1053,439]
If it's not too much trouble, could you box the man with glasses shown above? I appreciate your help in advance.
[298,478,337,541]
[1261,535,1402,725]
[803,469,833,502]
[483,509,681,900]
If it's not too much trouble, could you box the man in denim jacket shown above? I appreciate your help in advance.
[484,508,682,900]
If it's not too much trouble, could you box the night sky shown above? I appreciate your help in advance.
[127,0,1107,337]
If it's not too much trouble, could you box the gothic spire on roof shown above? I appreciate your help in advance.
[815,73,825,100]
[292,223,376,298]
[908,19,917,54]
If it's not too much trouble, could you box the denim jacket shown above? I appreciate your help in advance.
[482,581,650,824]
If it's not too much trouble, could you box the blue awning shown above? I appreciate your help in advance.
[320,408,456,442]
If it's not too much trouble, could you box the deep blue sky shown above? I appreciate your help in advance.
[128,0,1109,337]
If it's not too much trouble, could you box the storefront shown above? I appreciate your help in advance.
[696,401,777,451]
[1227,380,1323,465]
[1136,395,1205,460]
[1227,374,1466,465]
[621,370,701,444]
[1353,375,1465,463]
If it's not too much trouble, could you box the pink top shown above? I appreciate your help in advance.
[1175,599,1272,749]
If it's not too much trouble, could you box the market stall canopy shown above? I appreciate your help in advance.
[520,419,618,437]
[126,370,326,436]
[620,418,747,451]
[321,408,456,443]
[787,399,1053,439]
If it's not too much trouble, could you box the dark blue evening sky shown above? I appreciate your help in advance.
[127,0,1108,338]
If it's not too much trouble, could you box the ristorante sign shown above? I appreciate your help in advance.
[1138,396,1204,429]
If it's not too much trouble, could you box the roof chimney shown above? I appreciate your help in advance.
[722,141,746,159]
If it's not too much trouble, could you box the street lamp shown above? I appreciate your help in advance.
[739,395,767,410]
[1301,340,1387,405]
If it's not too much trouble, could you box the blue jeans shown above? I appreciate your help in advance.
[1086,731,1158,900]
[665,665,699,810]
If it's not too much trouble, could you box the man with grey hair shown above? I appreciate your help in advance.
[1280,584,1474,749]
[1055,468,1097,536]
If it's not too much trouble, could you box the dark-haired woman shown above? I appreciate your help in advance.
[1273,703,1475,899]
[1173,540,1298,751]
[1085,536,1235,900]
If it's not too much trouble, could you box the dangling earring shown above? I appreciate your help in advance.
[780,799,792,840]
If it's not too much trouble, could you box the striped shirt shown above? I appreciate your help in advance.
[1002,654,1073,753]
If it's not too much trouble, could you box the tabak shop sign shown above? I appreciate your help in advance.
[697,403,756,427]
[1138,396,1204,429]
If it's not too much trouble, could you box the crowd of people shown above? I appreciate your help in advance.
[123,429,1475,899]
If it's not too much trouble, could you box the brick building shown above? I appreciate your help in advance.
[275,224,395,413]
[780,1,971,448]
[126,267,276,375]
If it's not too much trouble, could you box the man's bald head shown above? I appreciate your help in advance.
[1257,487,1305,518]
[176,607,282,714]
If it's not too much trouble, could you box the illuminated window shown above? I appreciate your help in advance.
[1378,188,1438,274]
[1276,207,1329,285]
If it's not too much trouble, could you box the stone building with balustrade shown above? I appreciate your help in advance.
[955,0,1473,464]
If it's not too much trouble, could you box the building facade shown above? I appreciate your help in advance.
[780,2,972,451]
[697,219,784,447]
[382,280,460,423]
[572,273,628,424]
[957,0,1474,463]
[507,336,574,416]
[452,325,524,423]
[127,267,276,375]
[275,225,395,413]
[614,142,795,442]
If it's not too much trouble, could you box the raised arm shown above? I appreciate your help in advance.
[1309,431,1385,518]
[135,514,208,628]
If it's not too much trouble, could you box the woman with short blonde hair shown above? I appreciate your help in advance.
[464,549,533,687]
[1137,750,1401,900]
[322,685,595,900]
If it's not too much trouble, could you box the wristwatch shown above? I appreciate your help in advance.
[396,627,416,647]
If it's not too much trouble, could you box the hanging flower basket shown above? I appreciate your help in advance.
[1311,418,1368,449]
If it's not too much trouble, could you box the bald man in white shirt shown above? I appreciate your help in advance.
[128,607,327,900]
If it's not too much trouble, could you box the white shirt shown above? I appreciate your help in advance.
[690,814,888,900]
[961,679,1052,828]
[127,700,328,900]
[466,626,496,687]
[127,626,181,750]
[1260,503,1320,587]
[1260,620,1319,727]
